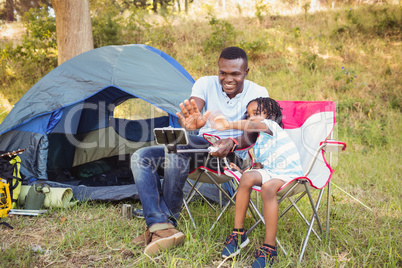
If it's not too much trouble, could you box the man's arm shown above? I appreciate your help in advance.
[235,131,260,149]
[189,96,205,112]
[209,117,272,158]
[210,131,259,158]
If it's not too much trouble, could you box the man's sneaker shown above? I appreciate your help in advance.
[132,228,151,247]
[252,246,277,268]
[221,230,250,258]
[143,228,186,256]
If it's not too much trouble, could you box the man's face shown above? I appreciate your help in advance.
[218,58,249,98]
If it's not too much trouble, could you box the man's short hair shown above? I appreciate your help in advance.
[219,47,248,69]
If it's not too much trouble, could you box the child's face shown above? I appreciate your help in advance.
[246,101,267,121]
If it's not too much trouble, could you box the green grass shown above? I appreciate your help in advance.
[2,184,400,267]
[0,2,401,267]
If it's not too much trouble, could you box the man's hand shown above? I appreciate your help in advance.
[176,99,210,131]
[210,138,235,158]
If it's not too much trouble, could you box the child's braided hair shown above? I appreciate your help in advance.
[247,97,284,128]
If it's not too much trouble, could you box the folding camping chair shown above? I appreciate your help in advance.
[216,100,346,262]
[182,134,260,230]
[152,128,245,230]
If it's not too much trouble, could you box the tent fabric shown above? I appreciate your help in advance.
[0,44,194,181]
[71,127,154,167]
[0,45,194,135]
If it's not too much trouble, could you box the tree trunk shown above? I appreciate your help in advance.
[178,0,188,14]
[220,0,226,13]
[310,0,320,11]
[50,0,94,65]
[152,0,158,13]
[6,0,15,22]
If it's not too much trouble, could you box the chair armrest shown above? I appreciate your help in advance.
[303,140,346,177]
[320,140,347,152]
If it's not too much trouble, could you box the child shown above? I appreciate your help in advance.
[210,97,303,268]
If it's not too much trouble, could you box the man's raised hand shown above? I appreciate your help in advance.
[176,99,211,131]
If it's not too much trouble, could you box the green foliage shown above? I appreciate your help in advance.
[90,0,123,47]
[374,7,401,36]
[300,51,320,71]
[92,14,122,48]
[126,10,175,49]
[302,2,310,16]
[237,39,267,60]
[89,0,179,15]
[346,8,360,26]
[332,6,401,38]
[0,6,57,89]
[387,95,400,110]
[335,66,357,91]
[292,26,301,38]
[200,3,215,15]
[0,2,6,21]
[203,15,236,53]
[338,97,389,147]
[254,0,270,23]
[358,118,389,148]
[90,1,176,49]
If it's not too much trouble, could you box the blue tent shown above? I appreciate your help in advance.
[0,44,194,182]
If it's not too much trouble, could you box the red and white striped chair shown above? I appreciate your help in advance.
[215,101,346,262]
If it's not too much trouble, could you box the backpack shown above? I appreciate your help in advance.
[0,150,24,208]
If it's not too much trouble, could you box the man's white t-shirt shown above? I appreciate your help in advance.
[191,76,269,140]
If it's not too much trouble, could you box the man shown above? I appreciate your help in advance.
[131,47,269,256]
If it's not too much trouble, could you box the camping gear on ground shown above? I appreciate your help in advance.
[73,156,134,186]
[23,184,49,210]
[19,185,77,208]
[0,180,12,217]
[0,149,24,229]
[0,149,24,208]
[8,209,48,216]
[121,204,133,219]
[133,208,145,219]
[0,179,13,229]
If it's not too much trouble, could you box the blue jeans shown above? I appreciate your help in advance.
[131,135,211,228]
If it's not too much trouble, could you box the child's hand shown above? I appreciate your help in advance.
[225,162,243,174]
[253,162,263,169]
[209,114,230,131]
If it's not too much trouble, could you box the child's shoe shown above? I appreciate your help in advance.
[221,230,250,258]
[252,245,277,268]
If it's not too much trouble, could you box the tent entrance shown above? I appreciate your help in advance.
[46,90,174,185]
